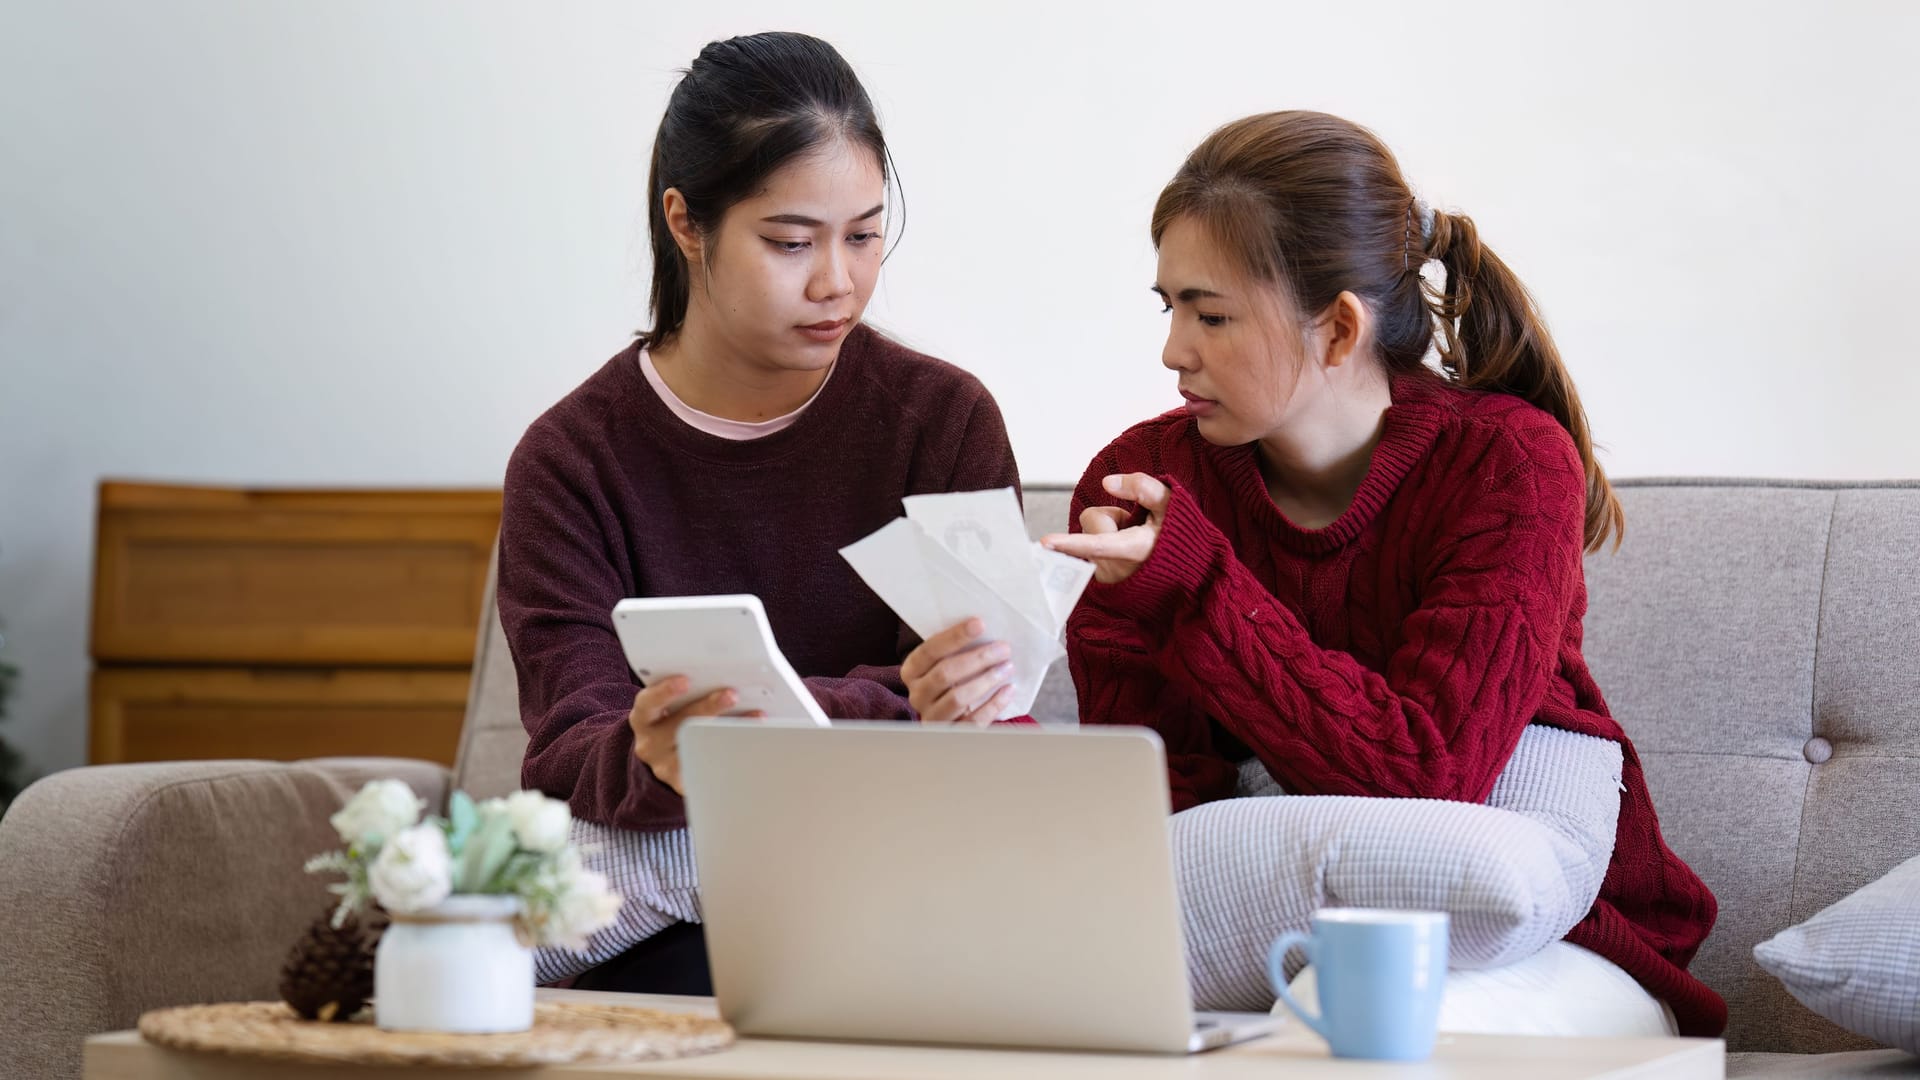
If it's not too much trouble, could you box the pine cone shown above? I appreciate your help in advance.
[279,909,378,1022]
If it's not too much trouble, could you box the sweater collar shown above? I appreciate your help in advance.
[617,325,874,466]
[1210,372,1450,556]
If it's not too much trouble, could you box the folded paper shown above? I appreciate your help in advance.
[840,488,1093,720]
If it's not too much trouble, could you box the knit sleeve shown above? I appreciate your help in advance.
[803,384,1023,720]
[802,642,916,720]
[1064,448,1241,808]
[1082,430,1589,804]
[497,429,686,832]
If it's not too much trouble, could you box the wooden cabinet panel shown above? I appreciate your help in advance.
[92,482,502,665]
[88,481,504,765]
[89,667,469,766]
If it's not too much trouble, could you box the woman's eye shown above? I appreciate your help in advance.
[1157,300,1173,315]
[849,231,881,245]
[1199,314,1229,327]
[766,238,810,253]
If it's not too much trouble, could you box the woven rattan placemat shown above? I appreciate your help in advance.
[138,1000,735,1067]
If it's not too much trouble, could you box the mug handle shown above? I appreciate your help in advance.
[1268,931,1332,1042]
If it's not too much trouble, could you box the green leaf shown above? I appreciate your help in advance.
[454,815,516,894]
[491,851,545,895]
[448,791,478,854]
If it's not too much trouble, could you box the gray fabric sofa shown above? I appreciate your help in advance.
[2,479,1916,1079]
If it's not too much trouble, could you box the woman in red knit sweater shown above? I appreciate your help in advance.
[1042,113,1725,1037]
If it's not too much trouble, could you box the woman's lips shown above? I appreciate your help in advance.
[797,318,850,343]
[1180,389,1218,417]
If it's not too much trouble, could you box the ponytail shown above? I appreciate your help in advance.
[1426,211,1623,553]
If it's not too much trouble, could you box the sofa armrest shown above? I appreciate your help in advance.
[0,757,450,1080]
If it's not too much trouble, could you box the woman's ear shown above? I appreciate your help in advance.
[1317,290,1371,370]
[662,188,703,267]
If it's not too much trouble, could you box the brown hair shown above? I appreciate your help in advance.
[1151,111,1623,553]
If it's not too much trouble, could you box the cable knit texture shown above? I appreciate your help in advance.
[499,325,1019,833]
[1067,372,1725,1037]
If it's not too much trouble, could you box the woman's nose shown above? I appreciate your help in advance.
[1162,327,1198,372]
[808,244,854,302]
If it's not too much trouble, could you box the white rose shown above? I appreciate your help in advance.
[545,866,622,950]
[368,823,453,913]
[502,790,571,854]
[542,846,584,884]
[329,779,424,850]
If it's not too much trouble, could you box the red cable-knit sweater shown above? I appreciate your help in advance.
[1065,372,1725,1037]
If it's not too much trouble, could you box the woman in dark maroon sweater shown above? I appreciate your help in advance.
[498,33,1018,993]
[1044,113,1724,1036]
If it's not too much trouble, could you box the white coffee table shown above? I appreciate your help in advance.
[83,988,1724,1078]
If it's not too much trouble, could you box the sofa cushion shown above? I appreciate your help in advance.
[1179,725,1623,1011]
[1727,1049,1920,1078]
[1755,853,1920,1056]
[452,545,531,799]
[1580,484,1834,1052]
[0,758,448,1080]
[1583,481,1920,1053]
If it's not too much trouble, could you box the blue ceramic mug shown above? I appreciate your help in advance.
[1269,908,1449,1061]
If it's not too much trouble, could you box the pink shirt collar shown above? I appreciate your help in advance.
[637,347,833,441]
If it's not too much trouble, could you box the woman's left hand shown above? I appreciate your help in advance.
[901,618,1015,726]
[1041,473,1170,585]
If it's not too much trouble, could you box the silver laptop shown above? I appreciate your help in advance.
[678,720,1275,1054]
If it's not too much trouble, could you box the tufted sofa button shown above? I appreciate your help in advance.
[1803,736,1833,764]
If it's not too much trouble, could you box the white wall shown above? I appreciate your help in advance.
[3,1,1916,777]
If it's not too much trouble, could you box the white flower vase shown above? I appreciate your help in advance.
[374,895,534,1033]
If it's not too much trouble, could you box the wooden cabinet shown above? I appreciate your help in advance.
[88,482,502,766]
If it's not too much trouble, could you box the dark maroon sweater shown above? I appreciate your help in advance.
[499,325,1018,833]
[1067,373,1725,1037]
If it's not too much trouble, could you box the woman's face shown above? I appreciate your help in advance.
[689,138,886,373]
[1153,214,1311,446]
